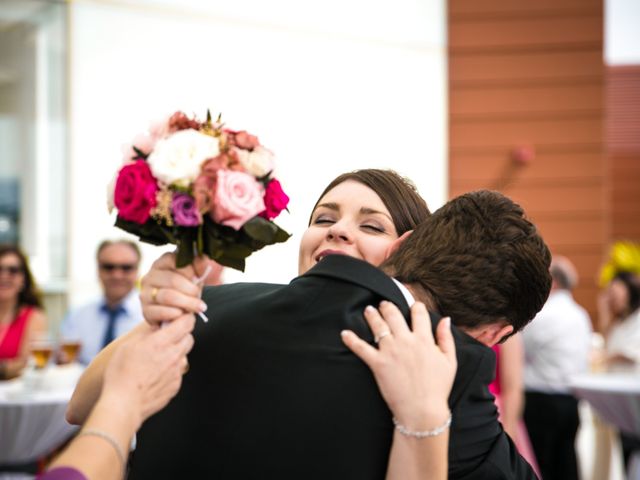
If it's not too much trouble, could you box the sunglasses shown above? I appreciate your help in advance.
[99,263,137,273]
[0,265,23,275]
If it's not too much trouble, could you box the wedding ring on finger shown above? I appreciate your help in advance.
[374,330,391,344]
[151,287,159,304]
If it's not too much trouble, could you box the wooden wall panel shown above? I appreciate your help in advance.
[450,15,602,51]
[607,67,640,242]
[450,151,603,183]
[610,153,640,239]
[451,84,603,118]
[607,66,640,152]
[450,50,603,86]
[448,0,606,320]
[451,118,602,150]
[450,0,600,17]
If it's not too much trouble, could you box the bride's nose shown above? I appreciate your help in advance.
[326,221,353,243]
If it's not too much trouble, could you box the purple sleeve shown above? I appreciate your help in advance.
[37,466,88,480]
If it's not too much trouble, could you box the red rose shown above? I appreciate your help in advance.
[260,178,289,220]
[114,160,159,224]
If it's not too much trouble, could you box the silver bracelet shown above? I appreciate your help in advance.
[392,413,452,438]
[77,428,127,467]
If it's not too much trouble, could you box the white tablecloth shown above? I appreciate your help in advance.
[0,365,83,466]
[571,372,640,480]
[570,372,640,436]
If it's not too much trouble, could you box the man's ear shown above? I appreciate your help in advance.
[471,323,514,347]
[383,230,412,261]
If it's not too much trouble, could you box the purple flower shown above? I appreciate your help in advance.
[172,193,201,227]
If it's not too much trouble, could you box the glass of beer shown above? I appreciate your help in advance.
[59,338,82,364]
[30,335,54,370]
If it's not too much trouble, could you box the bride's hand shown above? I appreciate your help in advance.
[341,301,456,429]
[140,252,209,326]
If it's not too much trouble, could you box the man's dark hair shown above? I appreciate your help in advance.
[383,190,552,335]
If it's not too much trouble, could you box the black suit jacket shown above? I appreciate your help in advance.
[129,255,535,479]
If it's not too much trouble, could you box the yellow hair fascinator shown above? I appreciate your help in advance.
[599,241,640,287]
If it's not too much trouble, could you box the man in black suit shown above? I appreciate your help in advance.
[129,190,551,480]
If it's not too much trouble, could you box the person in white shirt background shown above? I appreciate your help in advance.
[597,270,640,470]
[599,271,640,371]
[522,255,592,480]
[60,240,144,365]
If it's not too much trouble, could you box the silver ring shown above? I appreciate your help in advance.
[374,330,391,344]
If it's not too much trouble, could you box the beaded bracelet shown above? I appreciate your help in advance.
[77,428,127,467]
[392,413,452,439]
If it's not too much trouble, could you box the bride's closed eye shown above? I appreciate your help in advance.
[361,224,386,234]
[312,214,335,225]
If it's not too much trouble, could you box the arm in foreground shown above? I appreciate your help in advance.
[67,252,206,425]
[66,323,148,425]
[45,315,195,480]
[496,334,524,442]
[341,302,456,480]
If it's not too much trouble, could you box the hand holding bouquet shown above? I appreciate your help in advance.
[109,111,290,270]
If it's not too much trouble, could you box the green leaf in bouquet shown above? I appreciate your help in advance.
[114,217,174,246]
[222,242,255,260]
[243,217,291,246]
[242,217,281,244]
[175,228,198,268]
[273,224,291,243]
[197,224,204,255]
[213,254,246,272]
[132,146,149,160]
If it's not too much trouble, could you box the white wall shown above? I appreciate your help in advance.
[68,0,447,304]
[606,0,640,65]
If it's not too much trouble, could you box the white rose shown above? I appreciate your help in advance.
[147,129,220,187]
[236,145,275,178]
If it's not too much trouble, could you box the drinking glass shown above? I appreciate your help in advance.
[58,338,82,365]
[30,335,54,370]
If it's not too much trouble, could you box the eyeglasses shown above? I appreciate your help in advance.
[99,263,137,273]
[0,265,22,276]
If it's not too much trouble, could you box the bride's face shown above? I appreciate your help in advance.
[298,180,399,275]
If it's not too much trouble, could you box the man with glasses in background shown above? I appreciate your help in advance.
[60,239,144,365]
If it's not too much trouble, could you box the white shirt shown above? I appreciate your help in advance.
[391,278,415,307]
[523,289,593,394]
[60,289,144,365]
[607,309,640,367]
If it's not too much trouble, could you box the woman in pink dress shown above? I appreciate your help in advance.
[0,244,47,379]
[490,334,542,478]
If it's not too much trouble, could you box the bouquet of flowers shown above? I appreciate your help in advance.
[109,110,291,270]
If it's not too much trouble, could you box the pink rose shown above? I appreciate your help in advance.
[168,111,201,132]
[114,161,159,224]
[193,174,215,214]
[225,129,260,150]
[260,178,289,220]
[211,170,266,230]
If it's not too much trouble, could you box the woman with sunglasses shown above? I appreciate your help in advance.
[0,244,47,380]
